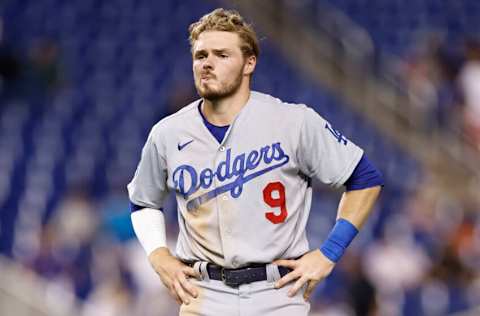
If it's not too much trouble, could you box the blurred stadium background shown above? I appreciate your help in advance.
[0,0,479,315]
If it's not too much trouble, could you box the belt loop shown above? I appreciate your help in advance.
[266,263,281,283]
[192,262,202,280]
[199,262,210,281]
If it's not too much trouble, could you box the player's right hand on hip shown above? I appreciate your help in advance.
[148,247,200,305]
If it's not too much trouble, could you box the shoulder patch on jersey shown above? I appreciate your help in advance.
[325,122,348,145]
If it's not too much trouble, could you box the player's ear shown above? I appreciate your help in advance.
[243,55,256,76]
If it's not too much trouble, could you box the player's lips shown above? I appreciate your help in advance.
[200,73,215,80]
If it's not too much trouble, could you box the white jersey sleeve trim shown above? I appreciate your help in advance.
[131,208,167,255]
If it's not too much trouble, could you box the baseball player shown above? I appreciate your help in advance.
[128,8,383,316]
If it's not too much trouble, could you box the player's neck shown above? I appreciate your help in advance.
[202,88,251,126]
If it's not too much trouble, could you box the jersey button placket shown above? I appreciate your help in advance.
[214,145,233,265]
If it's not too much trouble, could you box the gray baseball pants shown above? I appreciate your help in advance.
[179,262,310,316]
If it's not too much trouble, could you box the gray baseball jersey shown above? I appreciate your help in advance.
[127,91,363,269]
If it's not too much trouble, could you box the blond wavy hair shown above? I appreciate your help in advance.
[189,8,260,58]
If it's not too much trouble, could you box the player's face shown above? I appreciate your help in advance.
[192,31,255,100]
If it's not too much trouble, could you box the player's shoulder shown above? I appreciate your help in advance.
[250,91,313,117]
[150,99,201,136]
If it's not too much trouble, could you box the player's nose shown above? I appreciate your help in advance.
[201,56,214,70]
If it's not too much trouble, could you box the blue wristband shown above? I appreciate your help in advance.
[320,218,359,263]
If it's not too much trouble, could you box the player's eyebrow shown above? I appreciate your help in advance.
[212,48,231,54]
[194,48,232,57]
[193,50,207,58]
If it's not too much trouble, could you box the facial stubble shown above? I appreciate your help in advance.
[195,62,245,101]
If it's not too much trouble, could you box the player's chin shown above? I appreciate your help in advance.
[198,88,224,100]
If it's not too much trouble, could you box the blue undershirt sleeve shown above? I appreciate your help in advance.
[344,154,384,191]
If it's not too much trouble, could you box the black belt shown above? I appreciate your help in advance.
[206,263,291,288]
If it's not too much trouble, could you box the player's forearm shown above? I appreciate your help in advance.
[336,185,382,229]
[148,246,173,263]
[319,185,381,263]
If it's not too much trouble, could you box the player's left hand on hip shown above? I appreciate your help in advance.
[273,249,335,301]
